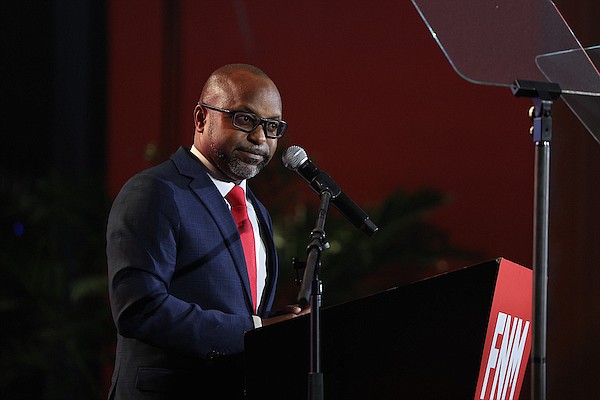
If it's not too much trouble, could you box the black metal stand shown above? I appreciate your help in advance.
[512,80,561,400]
[297,190,332,400]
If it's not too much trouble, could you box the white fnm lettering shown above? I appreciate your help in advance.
[480,312,530,400]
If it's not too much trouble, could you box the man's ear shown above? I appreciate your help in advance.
[193,104,206,132]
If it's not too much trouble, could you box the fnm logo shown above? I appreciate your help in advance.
[480,312,530,400]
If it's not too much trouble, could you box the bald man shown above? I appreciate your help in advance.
[106,64,307,399]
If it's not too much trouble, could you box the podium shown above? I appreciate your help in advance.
[244,258,532,400]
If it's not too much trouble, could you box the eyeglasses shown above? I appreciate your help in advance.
[200,103,288,139]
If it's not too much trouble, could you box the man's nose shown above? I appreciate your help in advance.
[247,123,268,144]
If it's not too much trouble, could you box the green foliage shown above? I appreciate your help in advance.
[267,188,482,308]
[0,173,112,400]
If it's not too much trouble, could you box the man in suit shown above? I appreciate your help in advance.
[106,64,307,399]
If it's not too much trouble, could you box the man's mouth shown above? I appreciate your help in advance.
[236,149,268,164]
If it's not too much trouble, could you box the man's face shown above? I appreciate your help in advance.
[197,73,282,182]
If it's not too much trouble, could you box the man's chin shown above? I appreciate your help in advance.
[229,163,263,181]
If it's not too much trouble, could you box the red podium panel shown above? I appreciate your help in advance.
[244,258,532,400]
[476,258,532,400]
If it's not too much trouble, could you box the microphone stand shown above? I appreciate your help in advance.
[297,190,332,400]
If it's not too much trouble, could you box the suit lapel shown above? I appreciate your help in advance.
[170,147,255,312]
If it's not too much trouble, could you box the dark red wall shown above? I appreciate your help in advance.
[107,1,600,398]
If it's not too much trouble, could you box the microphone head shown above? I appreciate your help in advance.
[282,145,308,170]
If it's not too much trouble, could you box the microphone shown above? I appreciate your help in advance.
[282,145,378,236]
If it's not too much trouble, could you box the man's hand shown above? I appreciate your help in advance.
[261,304,311,327]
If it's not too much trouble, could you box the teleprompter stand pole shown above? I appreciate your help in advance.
[512,79,561,400]
[297,190,332,400]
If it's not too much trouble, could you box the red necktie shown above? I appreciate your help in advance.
[226,185,257,313]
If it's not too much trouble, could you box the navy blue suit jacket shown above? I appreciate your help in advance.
[106,147,278,398]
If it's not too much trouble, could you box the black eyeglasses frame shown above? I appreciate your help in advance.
[200,102,287,139]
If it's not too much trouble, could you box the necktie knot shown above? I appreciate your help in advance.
[226,185,246,207]
[226,186,249,229]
